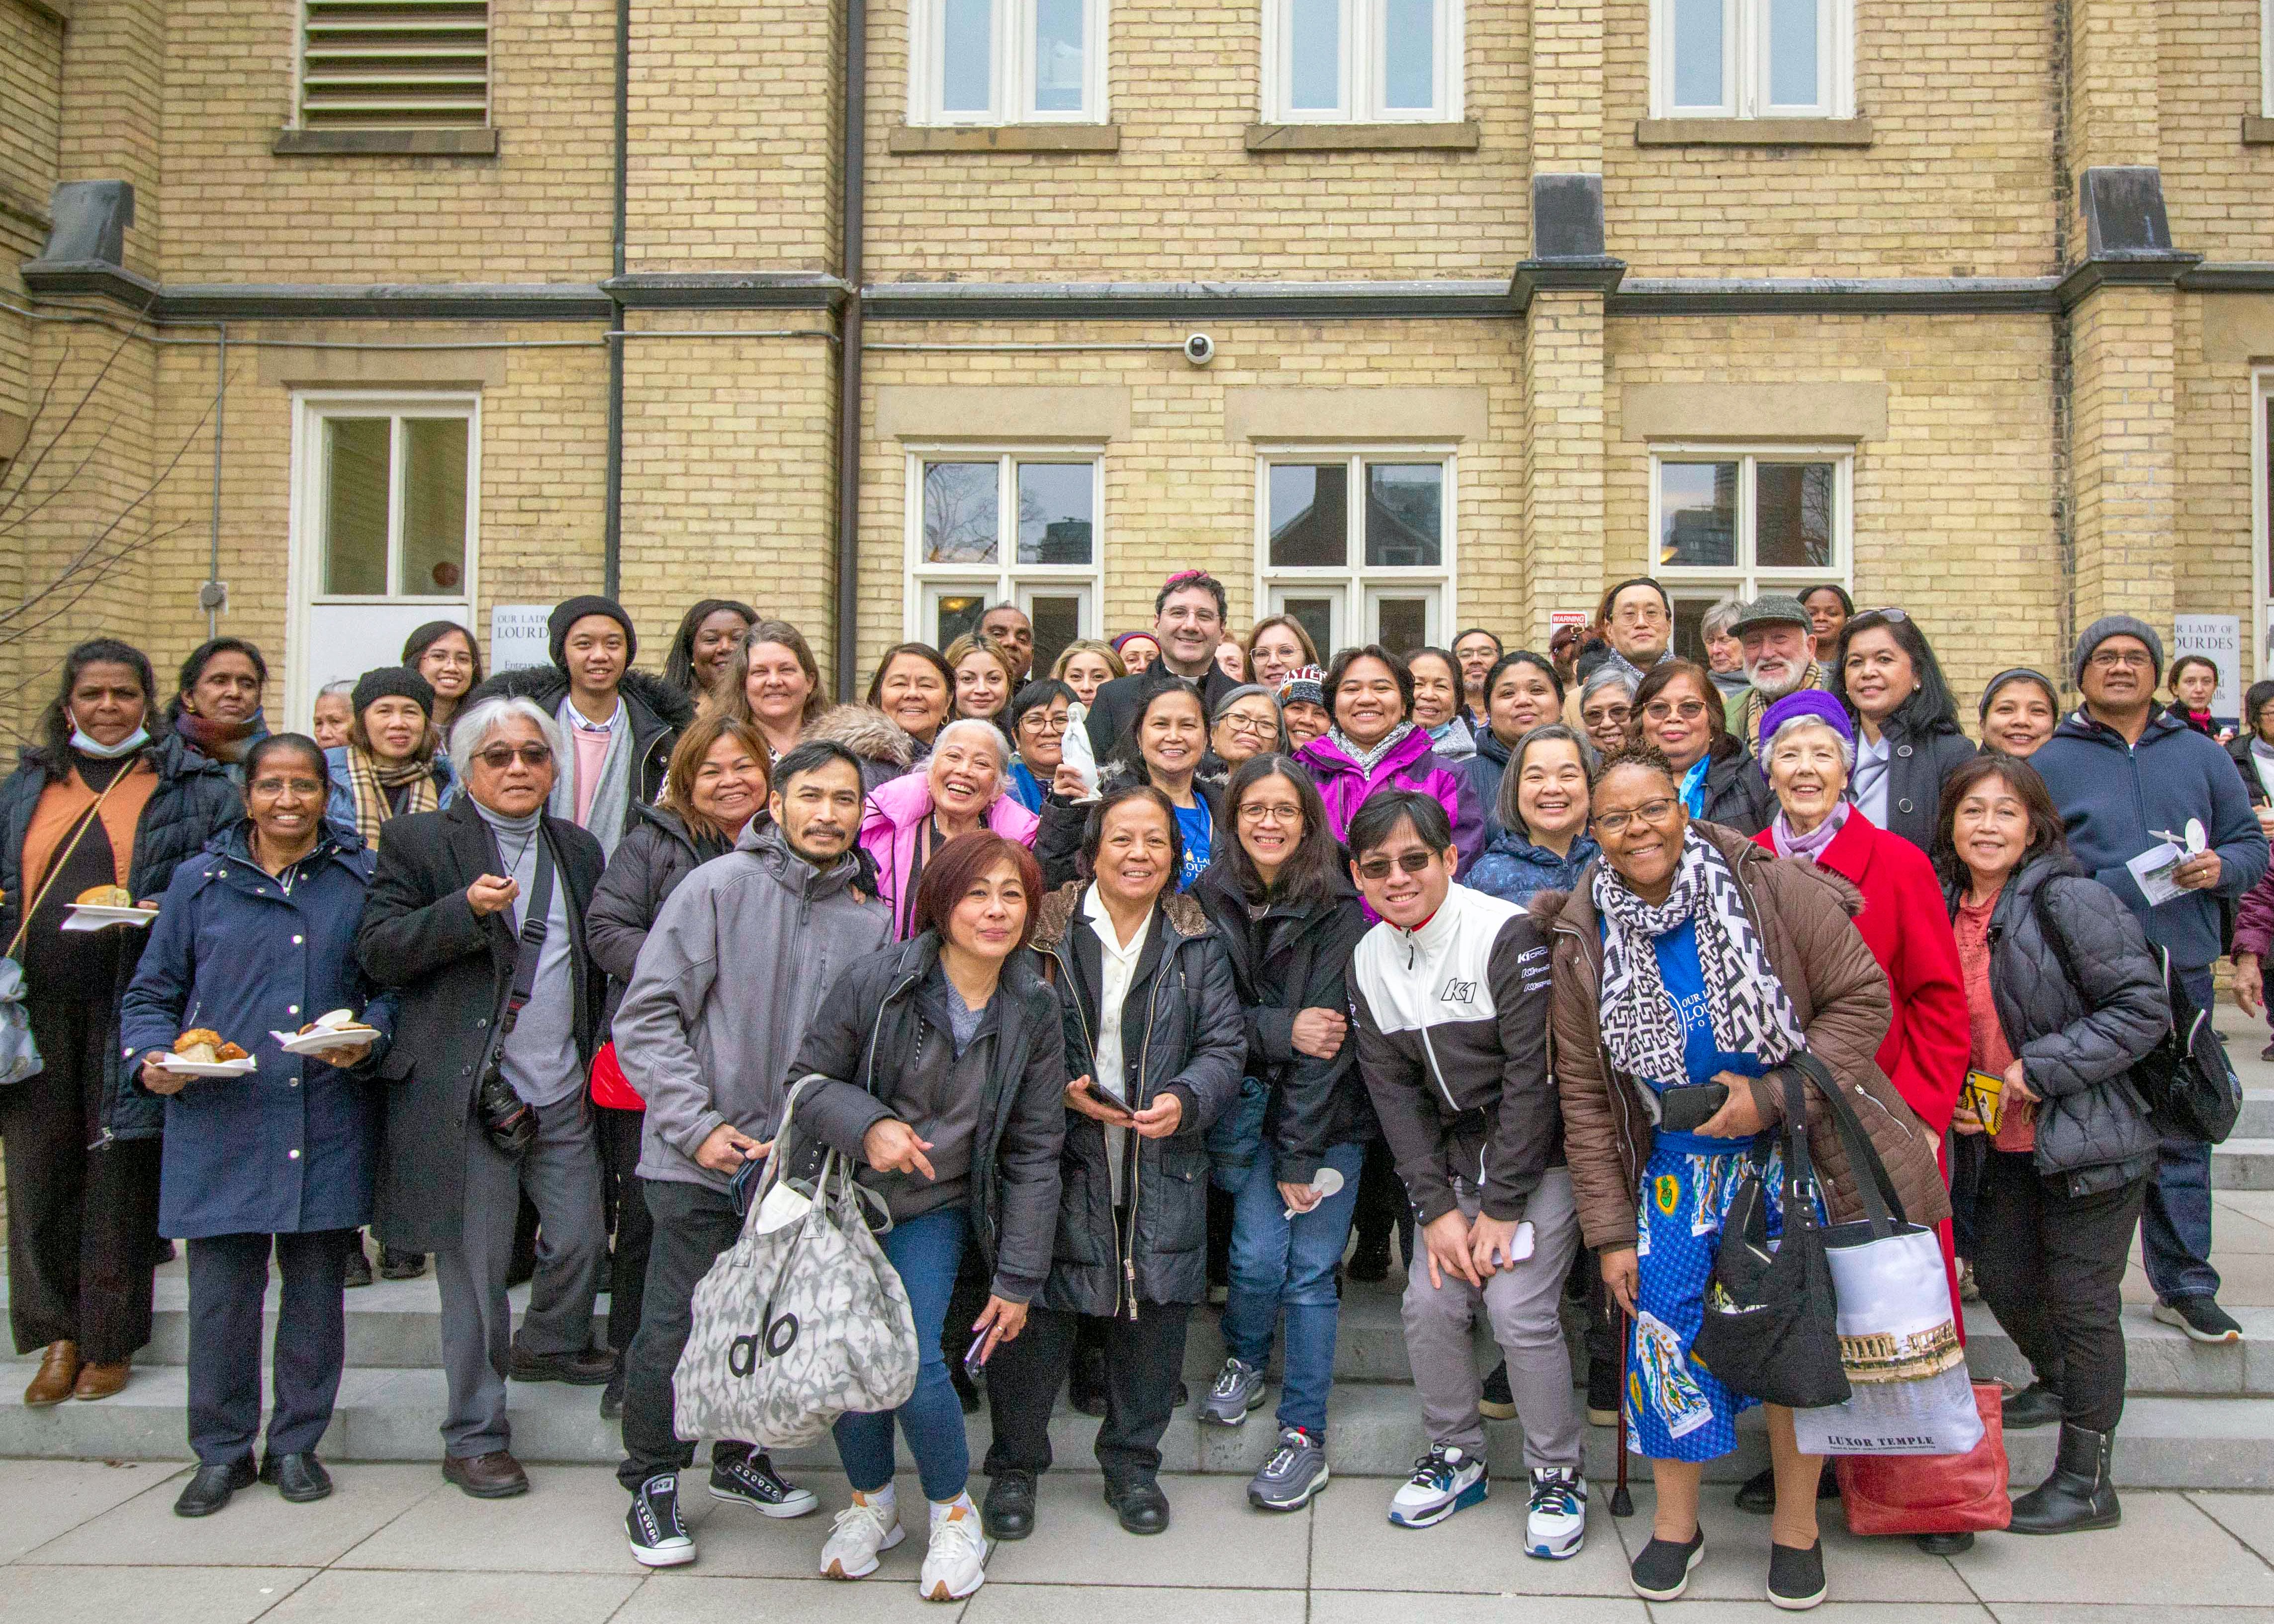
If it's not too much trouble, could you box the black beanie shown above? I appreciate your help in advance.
[548,595,638,668]
[352,666,436,720]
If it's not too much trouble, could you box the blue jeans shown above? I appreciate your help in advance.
[1220,1139,1366,1435]
[831,1207,971,1502]
[2141,967,2222,1303]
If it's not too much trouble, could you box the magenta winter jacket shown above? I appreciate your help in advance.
[2235,867,2274,959]
[860,769,1041,938]
[1295,724,1485,876]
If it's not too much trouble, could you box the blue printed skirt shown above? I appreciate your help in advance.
[1624,1139,1807,1463]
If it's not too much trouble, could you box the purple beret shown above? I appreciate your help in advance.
[1758,688,1854,747]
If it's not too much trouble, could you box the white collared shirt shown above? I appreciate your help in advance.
[1084,886,1152,1206]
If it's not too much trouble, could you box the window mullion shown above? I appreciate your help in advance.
[1345,0,1363,121]
[1001,0,1020,122]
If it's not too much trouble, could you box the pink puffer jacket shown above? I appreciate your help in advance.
[1295,724,1484,875]
[859,770,1040,938]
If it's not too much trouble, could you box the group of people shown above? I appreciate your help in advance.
[0,566,2258,1612]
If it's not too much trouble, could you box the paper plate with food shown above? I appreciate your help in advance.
[272,1009,381,1056]
[63,885,160,931]
[157,1029,257,1078]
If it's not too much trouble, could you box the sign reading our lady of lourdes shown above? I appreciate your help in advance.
[489,604,555,673]
[2174,614,2240,727]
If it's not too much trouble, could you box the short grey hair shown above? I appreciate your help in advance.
[317,679,355,701]
[1763,713,1856,776]
[931,716,1010,774]
[1579,665,1640,708]
[1496,722,1594,841]
[1700,596,1745,642]
[449,695,566,786]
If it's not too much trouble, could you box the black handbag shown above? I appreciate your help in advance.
[472,832,556,1159]
[1690,1062,1851,1410]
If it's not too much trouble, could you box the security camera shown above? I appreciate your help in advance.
[1182,332,1216,367]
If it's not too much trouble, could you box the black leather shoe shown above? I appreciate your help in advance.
[1735,1459,1837,1514]
[174,1458,258,1518]
[1915,1531,1974,1555]
[2002,1381,2065,1431]
[261,1451,334,1503]
[984,1468,1037,1540]
[510,1344,616,1385]
[1104,1475,1170,1535]
[377,1247,426,1280]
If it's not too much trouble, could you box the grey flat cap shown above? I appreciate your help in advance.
[1728,593,1814,638]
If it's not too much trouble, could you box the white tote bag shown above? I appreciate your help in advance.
[673,1077,921,1449]
[1786,1057,1982,1458]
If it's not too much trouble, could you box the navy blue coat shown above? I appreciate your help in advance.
[119,822,394,1238]
[2031,707,2271,972]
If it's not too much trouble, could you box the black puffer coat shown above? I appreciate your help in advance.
[1190,862,1371,1185]
[0,735,241,1141]
[1030,884,1244,1315]
[788,932,1067,1304]
[586,803,729,1028]
[1945,852,2168,1197]
[1698,734,1774,837]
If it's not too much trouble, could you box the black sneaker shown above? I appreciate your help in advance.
[1630,1529,1705,1600]
[983,1467,1037,1540]
[708,1449,819,1518]
[1479,1360,1516,1420]
[1347,1237,1392,1283]
[1767,1539,1826,1611]
[626,1473,695,1567]
[2155,1295,2244,1345]
[343,1242,373,1290]
[377,1247,426,1281]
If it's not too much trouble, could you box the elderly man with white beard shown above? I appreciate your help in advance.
[1725,595,1826,749]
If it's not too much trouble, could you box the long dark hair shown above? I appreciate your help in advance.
[1833,609,1963,737]
[1110,677,1208,781]
[1217,754,1341,908]
[39,637,158,762]
[1931,753,2069,890]
[402,620,484,690]
[662,599,757,697]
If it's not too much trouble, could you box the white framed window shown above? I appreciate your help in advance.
[2264,0,2274,118]
[1257,448,1455,658]
[285,392,480,724]
[1651,446,1850,661]
[297,0,489,129]
[909,0,1107,125]
[1263,0,1462,124]
[1650,0,1851,119]
[906,450,1103,673]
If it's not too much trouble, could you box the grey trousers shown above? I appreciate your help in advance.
[1401,1165,1583,1470]
[433,1094,605,1459]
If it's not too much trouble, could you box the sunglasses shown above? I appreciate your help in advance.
[476,743,553,769]
[1356,849,1439,880]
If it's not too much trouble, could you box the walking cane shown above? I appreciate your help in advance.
[1609,1298,1634,1518]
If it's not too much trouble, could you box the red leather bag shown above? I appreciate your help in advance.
[588,1040,644,1111]
[1835,1381,2012,1535]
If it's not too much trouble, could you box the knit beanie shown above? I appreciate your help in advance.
[548,595,638,668]
[1758,688,1853,747]
[352,665,436,720]
[2072,615,2162,686]
[1276,665,1327,710]
[1978,667,2059,721]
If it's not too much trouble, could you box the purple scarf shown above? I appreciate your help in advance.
[1770,801,1850,862]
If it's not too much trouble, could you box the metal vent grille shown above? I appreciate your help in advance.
[300,0,489,128]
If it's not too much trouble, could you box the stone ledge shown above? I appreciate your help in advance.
[272,128,501,157]
[1634,116,1874,148]
[1244,120,1480,152]
[886,124,1120,154]
[2245,116,2274,146]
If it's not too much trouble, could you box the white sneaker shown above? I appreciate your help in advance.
[918,1501,992,1602]
[1387,1444,1488,1528]
[1526,1466,1587,1559]
[819,1497,904,1580]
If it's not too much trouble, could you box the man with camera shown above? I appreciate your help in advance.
[357,695,612,1500]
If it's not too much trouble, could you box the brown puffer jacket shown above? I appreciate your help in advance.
[1535,820,1951,1254]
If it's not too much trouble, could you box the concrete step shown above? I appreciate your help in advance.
[2239,1088,2274,1139]
[2213,1137,2274,1191]
[5,1355,2270,1489]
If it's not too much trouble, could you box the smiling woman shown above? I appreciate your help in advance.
[861,717,1041,939]
[1295,643,1485,874]
[326,666,452,853]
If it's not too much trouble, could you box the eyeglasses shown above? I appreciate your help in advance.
[1584,704,1633,725]
[1221,714,1278,737]
[476,743,553,769]
[250,778,326,797]
[1019,712,1068,735]
[1593,797,1680,836]
[1642,699,1708,722]
[1356,849,1439,880]
[1237,801,1303,824]
[1861,607,1910,624]
[2088,648,2153,670]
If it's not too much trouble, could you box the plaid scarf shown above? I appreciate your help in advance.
[1590,830,1806,1091]
[344,745,440,850]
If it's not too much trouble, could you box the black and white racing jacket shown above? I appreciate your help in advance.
[1350,882,1562,1226]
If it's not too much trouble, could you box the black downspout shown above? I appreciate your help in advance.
[604,0,630,598]
[833,0,867,700]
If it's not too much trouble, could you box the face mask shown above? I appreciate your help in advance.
[70,722,150,760]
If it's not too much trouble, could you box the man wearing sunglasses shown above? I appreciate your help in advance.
[358,695,614,1500]
[1345,791,1585,1558]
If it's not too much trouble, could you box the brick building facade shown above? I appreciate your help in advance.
[2,0,2271,723]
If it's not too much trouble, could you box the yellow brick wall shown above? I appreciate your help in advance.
[1604,313,2064,713]
[58,0,165,281]
[2174,293,2262,678]
[1,0,62,430]
[862,2,1531,280]
[2070,286,2178,636]
[2159,0,2274,263]
[1522,293,1607,647]
[1602,0,2059,277]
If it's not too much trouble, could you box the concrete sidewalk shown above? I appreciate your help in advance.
[4,1454,2273,1624]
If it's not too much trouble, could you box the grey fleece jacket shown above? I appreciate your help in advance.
[614,818,892,1191]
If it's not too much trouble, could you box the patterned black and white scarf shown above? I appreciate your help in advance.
[1591,830,1806,1090]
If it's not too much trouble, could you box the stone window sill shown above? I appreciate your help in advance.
[2244,116,2274,146]
[1635,116,1873,148]
[273,128,500,157]
[1245,121,1480,152]
[887,125,1120,154]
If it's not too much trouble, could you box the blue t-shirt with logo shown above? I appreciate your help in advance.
[1649,917,1769,1156]
[1174,802,1211,892]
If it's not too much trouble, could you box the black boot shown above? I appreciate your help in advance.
[2008,1422,2119,1534]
